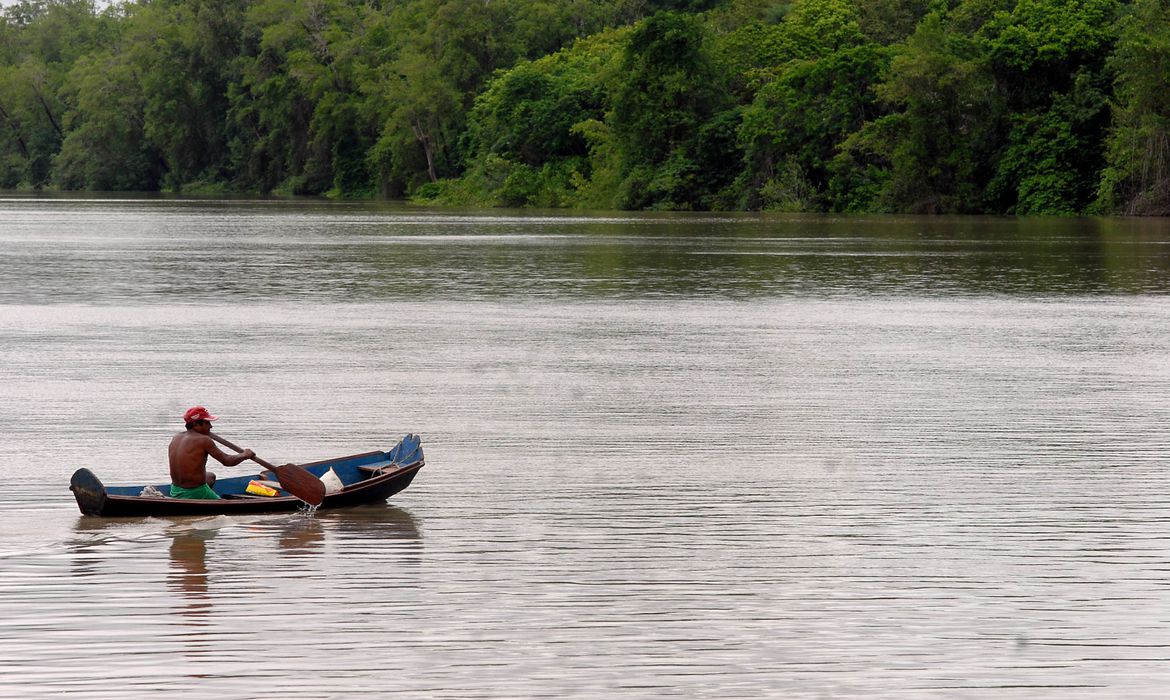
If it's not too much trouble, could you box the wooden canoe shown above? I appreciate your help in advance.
[70,433,424,517]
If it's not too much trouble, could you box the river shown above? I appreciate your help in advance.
[1,196,1169,698]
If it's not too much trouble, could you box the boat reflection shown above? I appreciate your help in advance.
[166,525,217,622]
[272,514,326,555]
[316,503,422,540]
[71,505,423,624]
[69,515,127,574]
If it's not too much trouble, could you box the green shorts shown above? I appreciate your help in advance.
[169,483,221,500]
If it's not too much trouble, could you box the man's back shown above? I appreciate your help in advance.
[169,430,211,488]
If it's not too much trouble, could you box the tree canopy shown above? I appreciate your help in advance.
[1,0,1167,214]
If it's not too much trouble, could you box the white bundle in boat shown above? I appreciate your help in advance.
[320,468,343,494]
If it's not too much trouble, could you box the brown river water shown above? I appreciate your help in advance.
[1,196,1169,698]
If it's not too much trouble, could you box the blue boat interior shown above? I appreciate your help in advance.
[104,434,423,498]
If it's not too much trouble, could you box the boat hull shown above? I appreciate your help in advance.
[69,435,424,517]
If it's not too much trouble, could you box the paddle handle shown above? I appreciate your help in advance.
[209,431,277,471]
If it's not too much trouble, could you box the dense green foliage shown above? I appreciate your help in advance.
[1,0,1168,213]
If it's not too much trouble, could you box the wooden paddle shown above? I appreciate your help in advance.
[209,432,326,506]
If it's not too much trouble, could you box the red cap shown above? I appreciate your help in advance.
[183,406,218,423]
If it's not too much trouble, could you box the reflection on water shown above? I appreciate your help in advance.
[2,199,1170,303]
[317,503,424,541]
[168,527,214,616]
[272,515,326,555]
[62,506,421,628]
[2,199,1170,697]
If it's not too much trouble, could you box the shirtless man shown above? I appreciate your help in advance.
[168,406,256,499]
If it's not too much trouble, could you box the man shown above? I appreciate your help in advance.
[168,406,256,500]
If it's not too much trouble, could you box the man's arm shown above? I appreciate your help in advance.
[205,439,255,467]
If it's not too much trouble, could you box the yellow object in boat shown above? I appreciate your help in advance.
[246,480,279,497]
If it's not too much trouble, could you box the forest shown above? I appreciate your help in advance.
[1,0,1168,214]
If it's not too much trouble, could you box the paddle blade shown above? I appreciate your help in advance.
[273,464,326,506]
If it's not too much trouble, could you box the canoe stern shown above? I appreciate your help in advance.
[69,468,109,516]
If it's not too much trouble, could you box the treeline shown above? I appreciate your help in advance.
[1,0,1168,214]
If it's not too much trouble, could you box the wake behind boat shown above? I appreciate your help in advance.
[70,434,424,517]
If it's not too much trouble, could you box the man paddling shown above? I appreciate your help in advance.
[168,406,256,499]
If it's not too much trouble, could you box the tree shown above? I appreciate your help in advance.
[734,0,884,210]
[0,0,110,187]
[987,67,1109,213]
[611,11,733,208]
[54,49,163,190]
[978,0,1117,112]
[1097,0,1170,214]
[740,44,889,210]
[839,12,1000,213]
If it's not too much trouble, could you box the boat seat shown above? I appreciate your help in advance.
[357,461,400,477]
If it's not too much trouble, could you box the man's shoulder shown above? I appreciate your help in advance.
[173,430,212,446]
